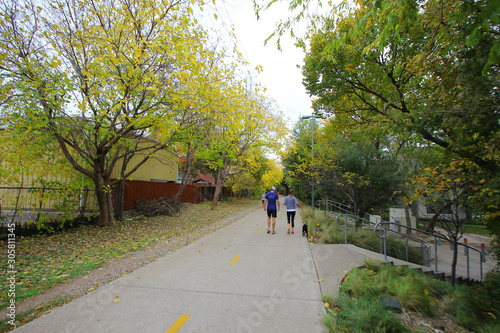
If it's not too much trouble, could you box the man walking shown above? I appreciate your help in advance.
[264,186,280,234]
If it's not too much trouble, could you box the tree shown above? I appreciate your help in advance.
[259,158,284,193]
[259,0,500,258]
[255,0,500,72]
[300,0,499,233]
[282,116,318,204]
[195,86,286,209]
[408,160,486,285]
[285,118,403,216]
[0,0,209,226]
[169,41,239,204]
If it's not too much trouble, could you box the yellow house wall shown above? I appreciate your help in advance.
[110,148,178,182]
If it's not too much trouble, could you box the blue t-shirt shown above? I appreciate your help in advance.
[265,192,279,210]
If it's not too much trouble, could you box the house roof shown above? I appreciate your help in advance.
[193,178,212,184]
[194,172,216,185]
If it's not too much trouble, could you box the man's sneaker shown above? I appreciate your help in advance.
[291,231,294,234]
[272,231,276,234]
[287,229,290,234]
[267,229,270,234]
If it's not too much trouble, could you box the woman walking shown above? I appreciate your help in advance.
[283,189,301,234]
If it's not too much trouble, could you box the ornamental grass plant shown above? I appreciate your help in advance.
[323,260,500,332]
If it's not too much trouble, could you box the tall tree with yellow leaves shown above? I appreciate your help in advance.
[0,0,214,226]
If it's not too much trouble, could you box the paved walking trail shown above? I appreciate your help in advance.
[12,202,496,333]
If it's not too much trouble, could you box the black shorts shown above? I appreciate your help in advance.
[267,210,277,218]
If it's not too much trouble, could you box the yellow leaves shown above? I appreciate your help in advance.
[50,57,62,68]
[113,296,121,303]
[81,69,91,78]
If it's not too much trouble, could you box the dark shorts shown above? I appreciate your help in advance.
[267,210,277,218]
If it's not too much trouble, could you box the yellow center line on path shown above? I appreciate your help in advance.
[166,314,190,333]
[257,229,263,234]
[230,254,242,265]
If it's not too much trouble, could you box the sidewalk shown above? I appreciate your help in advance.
[12,206,326,333]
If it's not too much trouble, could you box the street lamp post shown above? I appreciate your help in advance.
[301,115,316,209]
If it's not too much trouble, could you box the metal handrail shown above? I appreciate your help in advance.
[374,221,485,280]
[318,199,486,281]
[316,199,351,215]
[334,213,432,264]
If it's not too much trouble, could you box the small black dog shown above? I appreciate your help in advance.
[302,223,308,237]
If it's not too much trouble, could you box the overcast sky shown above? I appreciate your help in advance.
[201,0,316,128]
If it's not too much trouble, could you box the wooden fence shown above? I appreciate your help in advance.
[120,180,233,210]
[120,180,198,210]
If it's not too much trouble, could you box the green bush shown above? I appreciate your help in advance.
[0,214,97,238]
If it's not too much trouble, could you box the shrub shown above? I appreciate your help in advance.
[135,196,180,217]
[0,214,97,238]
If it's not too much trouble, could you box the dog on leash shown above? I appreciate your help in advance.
[302,223,308,237]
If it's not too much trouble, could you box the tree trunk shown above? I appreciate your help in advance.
[410,202,420,230]
[114,179,126,221]
[175,146,195,204]
[211,168,226,210]
[426,201,453,233]
[175,179,188,205]
[426,214,437,233]
[95,176,115,227]
[404,204,412,234]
